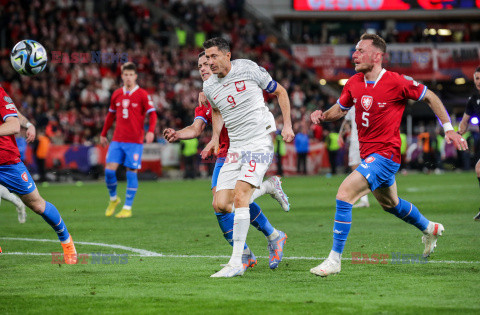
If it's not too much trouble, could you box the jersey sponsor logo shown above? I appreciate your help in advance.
[361,95,373,111]
[3,96,13,103]
[365,156,375,163]
[235,81,246,92]
[5,104,17,111]
[378,102,386,108]
[122,99,130,108]
[21,172,28,182]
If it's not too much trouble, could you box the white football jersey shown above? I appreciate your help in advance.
[203,59,276,147]
[345,106,359,145]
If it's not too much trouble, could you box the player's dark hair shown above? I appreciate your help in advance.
[360,33,387,54]
[121,62,137,73]
[475,66,480,73]
[198,51,205,58]
[203,37,230,53]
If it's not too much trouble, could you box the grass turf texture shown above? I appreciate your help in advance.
[0,172,479,314]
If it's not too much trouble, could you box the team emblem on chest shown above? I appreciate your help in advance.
[361,95,373,111]
[235,81,246,92]
[122,99,130,108]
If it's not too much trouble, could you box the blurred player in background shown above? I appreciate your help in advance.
[338,106,370,208]
[0,110,35,223]
[458,66,480,221]
[100,62,157,218]
[164,51,290,272]
[0,86,77,263]
[310,33,468,277]
[201,37,295,277]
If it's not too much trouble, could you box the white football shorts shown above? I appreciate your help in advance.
[216,135,274,191]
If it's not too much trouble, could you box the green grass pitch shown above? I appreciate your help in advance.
[0,172,479,314]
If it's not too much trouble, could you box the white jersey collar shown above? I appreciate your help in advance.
[364,68,386,88]
[123,85,139,95]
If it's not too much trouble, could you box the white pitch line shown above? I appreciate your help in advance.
[0,237,162,256]
[1,237,479,264]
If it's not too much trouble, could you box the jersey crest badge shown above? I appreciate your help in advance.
[235,81,246,92]
[365,156,375,163]
[122,99,130,108]
[361,95,373,111]
[21,172,28,182]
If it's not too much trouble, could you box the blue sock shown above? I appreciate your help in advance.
[105,169,117,198]
[215,212,248,249]
[41,202,70,242]
[249,202,275,237]
[332,199,353,254]
[385,198,429,231]
[125,171,138,208]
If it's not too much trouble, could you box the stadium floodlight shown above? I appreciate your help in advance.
[471,117,479,125]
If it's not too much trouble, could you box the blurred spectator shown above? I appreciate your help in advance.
[34,128,50,182]
[325,127,340,175]
[294,124,309,175]
[180,138,198,179]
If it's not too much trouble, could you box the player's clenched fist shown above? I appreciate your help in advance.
[282,125,295,143]
[163,128,178,143]
[310,110,325,125]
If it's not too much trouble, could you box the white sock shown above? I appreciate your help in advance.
[328,250,342,263]
[266,229,279,241]
[360,195,369,204]
[110,196,118,202]
[122,205,131,210]
[228,207,250,267]
[249,180,271,203]
[0,185,23,208]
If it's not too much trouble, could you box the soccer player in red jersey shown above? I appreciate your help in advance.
[310,33,468,277]
[0,87,77,264]
[100,62,157,218]
[164,52,290,271]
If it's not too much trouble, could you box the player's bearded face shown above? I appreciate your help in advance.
[121,70,137,88]
[352,40,375,73]
[205,47,231,77]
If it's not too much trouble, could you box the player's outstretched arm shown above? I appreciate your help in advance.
[311,104,347,125]
[423,89,468,151]
[0,116,20,136]
[271,83,295,142]
[164,120,206,143]
[17,111,36,142]
[100,111,116,147]
[458,113,471,135]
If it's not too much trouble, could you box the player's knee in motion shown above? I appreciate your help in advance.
[20,192,46,214]
[233,188,252,208]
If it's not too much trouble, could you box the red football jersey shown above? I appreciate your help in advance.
[109,86,156,144]
[0,87,21,165]
[338,69,427,163]
[194,102,229,158]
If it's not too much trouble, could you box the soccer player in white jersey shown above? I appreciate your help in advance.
[338,107,370,208]
[202,37,295,277]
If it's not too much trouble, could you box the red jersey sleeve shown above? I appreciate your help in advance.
[401,75,427,101]
[109,90,118,113]
[0,93,18,121]
[194,104,211,125]
[337,77,355,110]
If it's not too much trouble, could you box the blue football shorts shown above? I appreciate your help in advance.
[0,162,36,195]
[106,141,143,170]
[211,157,226,190]
[354,153,400,192]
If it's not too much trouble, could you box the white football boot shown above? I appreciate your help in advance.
[267,176,290,212]
[422,221,445,258]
